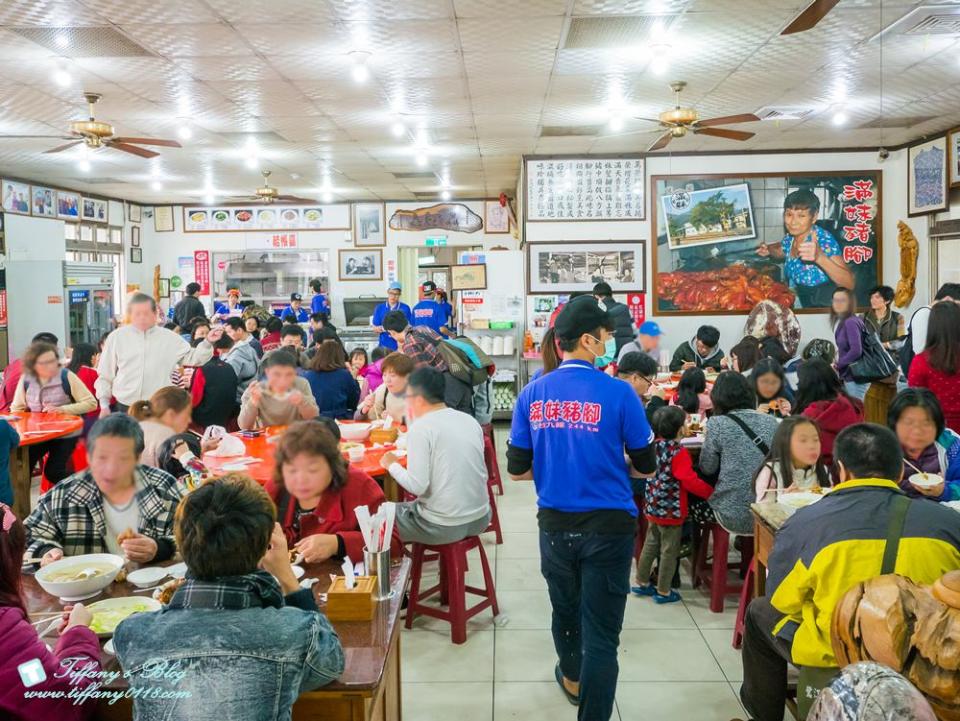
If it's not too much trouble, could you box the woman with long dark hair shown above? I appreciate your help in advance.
[673,366,711,415]
[908,300,960,432]
[753,357,793,417]
[887,388,960,501]
[794,358,863,469]
[67,342,101,433]
[831,287,869,400]
[0,503,103,719]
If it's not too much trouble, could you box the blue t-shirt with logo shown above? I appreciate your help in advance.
[509,360,654,515]
[310,293,330,316]
[372,301,413,350]
[412,299,446,335]
[281,305,309,323]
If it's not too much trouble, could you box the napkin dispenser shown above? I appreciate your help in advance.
[326,576,377,621]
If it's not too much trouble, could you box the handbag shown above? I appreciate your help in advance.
[849,323,899,383]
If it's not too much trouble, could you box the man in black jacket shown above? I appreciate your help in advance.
[173,282,207,332]
[593,282,635,355]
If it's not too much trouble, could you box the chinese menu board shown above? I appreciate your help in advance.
[651,171,881,315]
[182,203,351,232]
[526,158,645,221]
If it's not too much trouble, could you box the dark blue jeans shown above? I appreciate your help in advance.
[539,530,634,721]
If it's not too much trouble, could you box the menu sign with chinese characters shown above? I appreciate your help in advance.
[526,158,645,222]
[193,250,211,295]
[182,204,351,232]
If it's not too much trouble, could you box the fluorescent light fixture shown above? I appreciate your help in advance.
[151,181,163,191]
[177,126,192,140]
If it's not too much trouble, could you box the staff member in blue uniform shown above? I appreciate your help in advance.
[309,278,330,316]
[372,282,412,350]
[281,293,309,323]
[213,287,242,320]
[507,295,655,721]
[412,281,449,336]
[435,288,455,338]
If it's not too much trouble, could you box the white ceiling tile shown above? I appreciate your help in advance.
[120,23,254,57]
[457,16,564,54]
[325,0,453,21]
[232,23,344,55]
[78,0,219,24]
[0,0,107,25]
[454,0,569,17]
[170,56,285,82]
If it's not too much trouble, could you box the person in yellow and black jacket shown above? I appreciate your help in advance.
[738,423,960,721]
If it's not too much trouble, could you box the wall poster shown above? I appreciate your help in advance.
[652,171,881,315]
[525,157,645,222]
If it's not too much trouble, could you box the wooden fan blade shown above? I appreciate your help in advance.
[276,195,319,203]
[44,141,83,154]
[693,127,755,142]
[111,137,182,148]
[106,141,159,158]
[781,0,840,35]
[631,117,665,124]
[695,113,761,128]
[648,131,675,152]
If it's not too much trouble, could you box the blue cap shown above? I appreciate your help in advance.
[387,282,402,291]
[638,320,663,336]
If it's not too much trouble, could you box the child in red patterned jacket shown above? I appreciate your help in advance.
[632,406,714,604]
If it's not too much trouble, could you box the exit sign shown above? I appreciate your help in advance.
[425,236,447,247]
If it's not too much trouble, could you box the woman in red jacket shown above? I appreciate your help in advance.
[794,358,863,470]
[0,503,103,721]
[908,301,960,433]
[265,420,401,562]
[67,343,100,434]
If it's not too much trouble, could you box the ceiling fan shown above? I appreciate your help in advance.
[781,0,840,35]
[225,170,316,204]
[0,92,182,159]
[627,81,761,152]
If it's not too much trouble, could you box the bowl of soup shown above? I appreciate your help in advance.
[909,472,943,490]
[338,422,372,441]
[35,553,125,601]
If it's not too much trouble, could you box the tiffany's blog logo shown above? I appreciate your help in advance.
[18,658,47,688]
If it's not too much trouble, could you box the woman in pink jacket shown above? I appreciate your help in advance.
[0,503,103,721]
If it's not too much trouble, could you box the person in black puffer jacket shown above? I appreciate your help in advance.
[593,282,635,355]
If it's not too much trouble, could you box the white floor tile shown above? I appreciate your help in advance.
[494,629,557,682]
[684,591,741,630]
[402,682,492,721]
[493,590,553,630]
[402,630,495,683]
[701,628,744,683]
[494,681,596,721]
[495,531,541,559]
[495,557,547,591]
[616,681,745,721]
[617,630,726,682]
[622,593,697,630]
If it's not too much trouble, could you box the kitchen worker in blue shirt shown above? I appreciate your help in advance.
[411,281,450,337]
[371,282,413,350]
[309,278,330,316]
[507,295,656,721]
[282,292,310,323]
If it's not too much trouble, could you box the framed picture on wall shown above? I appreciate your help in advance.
[154,205,175,232]
[353,203,386,247]
[57,190,80,220]
[484,200,510,233]
[82,197,108,223]
[1,179,31,215]
[338,249,382,281]
[128,203,142,223]
[30,185,56,217]
[907,136,948,216]
[451,263,487,291]
[130,247,142,264]
[527,241,644,295]
[158,278,170,298]
[131,225,140,247]
[949,128,960,189]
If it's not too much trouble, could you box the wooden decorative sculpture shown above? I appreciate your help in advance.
[832,571,960,721]
[895,220,920,308]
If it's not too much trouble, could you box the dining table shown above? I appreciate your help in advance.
[4,411,83,519]
[201,423,407,503]
[750,501,791,597]
[21,556,412,721]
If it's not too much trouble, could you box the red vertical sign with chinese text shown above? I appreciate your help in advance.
[194,251,210,295]
[627,293,645,328]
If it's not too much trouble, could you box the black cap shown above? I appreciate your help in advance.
[290,293,302,301]
[421,281,436,293]
[553,296,613,342]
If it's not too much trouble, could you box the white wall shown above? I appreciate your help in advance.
[525,149,928,357]
[132,200,518,325]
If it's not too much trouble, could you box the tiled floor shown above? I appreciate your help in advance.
[401,427,747,721]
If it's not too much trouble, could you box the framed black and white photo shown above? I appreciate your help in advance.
[130,246,142,264]
[338,249,382,281]
[353,203,386,247]
[527,241,644,294]
[131,225,140,247]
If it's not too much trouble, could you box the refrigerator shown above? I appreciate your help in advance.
[63,262,115,347]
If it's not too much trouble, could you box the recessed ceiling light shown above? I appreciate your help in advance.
[649,51,669,76]
[54,69,71,87]
[441,190,451,201]
[415,152,428,167]
[244,156,259,169]
[391,121,406,138]
[832,110,848,126]
[54,34,70,48]
[609,114,624,132]
[204,193,215,205]
[322,191,333,203]
[350,51,371,83]
[177,126,192,141]
[77,159,91,172]
[151,181,163,191]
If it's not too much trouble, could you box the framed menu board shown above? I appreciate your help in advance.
[182,203,351,232]
[525,157,645,222]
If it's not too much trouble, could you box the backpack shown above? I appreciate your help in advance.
[899,306,925,377]
[438,336,495,386]
[23,368,74,402]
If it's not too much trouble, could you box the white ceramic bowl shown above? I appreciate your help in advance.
[778,491,824,514]
[909,472,943,489]
[126,566,169,588]
[338,422,372,441]
[35,553,125,601]
[86,596,162,638]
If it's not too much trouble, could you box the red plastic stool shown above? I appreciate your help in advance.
[732,557,756,649]
[484,483,503,545]
[692,523,753,613]
[482,427,503,495]
[71,439,88,473]
[405,536,499,644]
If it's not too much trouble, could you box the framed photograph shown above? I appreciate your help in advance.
[82,197,108,223]
[651,171,882,315]
[131,225,140,247]
[128,203,142,223]
[338,249,382,281]
[484,200,510,234]
[154,205,175,232]
[30,185,56,218]
[451,263,487,291]
[353,202,386,246]
[57,189,80,220]
[130,247,142,264]
[158,278,170,298]
[949,128,960,189]
[908,136,948,216]
[1,179,31,215]
[527,241,644,294]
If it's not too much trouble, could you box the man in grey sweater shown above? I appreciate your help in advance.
[380,367,490,544]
